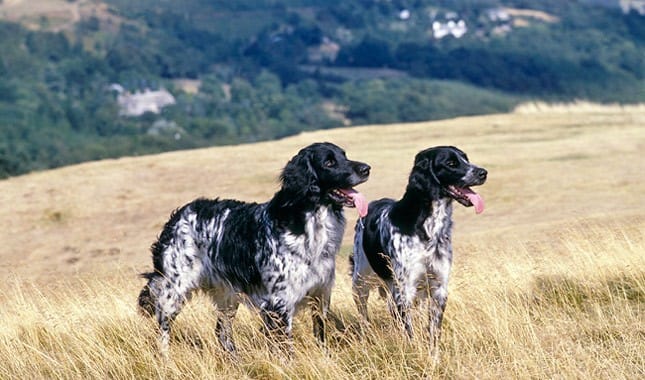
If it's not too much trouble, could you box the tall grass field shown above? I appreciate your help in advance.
[0,103,643,379]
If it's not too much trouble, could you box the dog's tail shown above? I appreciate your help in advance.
[138,216,175,318]
[349,217,366,277]
[137,272,160,317]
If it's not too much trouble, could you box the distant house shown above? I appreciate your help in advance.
[620,0,645,14]
[491,24,513,36]
[445,11,459,20]
[432,19,468,39]
[112,87,176,117]
[307,37,341,63]
[486,8,511,22]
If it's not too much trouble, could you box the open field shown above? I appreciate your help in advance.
[0,0,115,32]
[0,103,643,378]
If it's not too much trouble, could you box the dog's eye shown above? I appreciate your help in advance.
[446,160,458,168]
[324,159,336,167]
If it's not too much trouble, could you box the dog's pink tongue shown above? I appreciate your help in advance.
[352,191,369,218]
[342,189,369,217]
[463,187,485,214]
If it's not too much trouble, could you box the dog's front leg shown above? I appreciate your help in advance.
[427,272,449,357]
[311,291,331,344]
[427,254,451,346]
[428,290,446,345]
[388,282,414,339]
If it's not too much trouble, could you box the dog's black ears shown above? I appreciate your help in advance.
[408,150,441,198]
[280,149,320,199]
[416,154,441,184]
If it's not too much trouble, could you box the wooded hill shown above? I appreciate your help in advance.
[0,0,643,178]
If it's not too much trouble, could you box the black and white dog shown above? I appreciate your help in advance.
[350,146,486,348]
[138,142,370,354]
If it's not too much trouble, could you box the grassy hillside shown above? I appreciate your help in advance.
[0,104,643,378]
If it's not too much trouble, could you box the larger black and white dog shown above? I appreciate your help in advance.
[138,142,370,354]
[350,146,486,349]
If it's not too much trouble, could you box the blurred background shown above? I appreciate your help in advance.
[0,0,643,178]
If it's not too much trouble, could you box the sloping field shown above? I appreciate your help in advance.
[0,103,643,378]
[0,0,115,31]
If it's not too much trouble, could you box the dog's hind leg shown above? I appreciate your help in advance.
[149,256,202,356]
[260,299,294,353]
[150,277,193,357]
[352,274,371,323]
[350,241,374,323]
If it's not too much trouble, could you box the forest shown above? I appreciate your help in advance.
[0,0,643,177]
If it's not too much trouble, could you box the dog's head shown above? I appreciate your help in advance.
[280,142,370,216]
[408,146,487,213]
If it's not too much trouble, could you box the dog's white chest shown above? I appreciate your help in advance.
[275,207,342,302]
[283,208,338,257]
[424,199,453,253]
[389,200,453,288]
[390,232,432,287]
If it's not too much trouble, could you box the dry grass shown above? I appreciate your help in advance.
[0,103,643,378]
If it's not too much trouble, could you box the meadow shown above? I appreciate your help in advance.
[0,103,643,379]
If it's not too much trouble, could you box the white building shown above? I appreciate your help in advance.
[307,37,341,63]
[399,9,411,20]
[486,8,511,22]
[432,19,468,39]
[115,88,176,117]
[620,0,645,14]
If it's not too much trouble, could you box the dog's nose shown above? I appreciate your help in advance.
[357,163,371,177]
[478,168,488,181]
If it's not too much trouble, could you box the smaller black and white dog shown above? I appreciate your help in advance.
[350,146,486,349]
[138,142,370,355]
